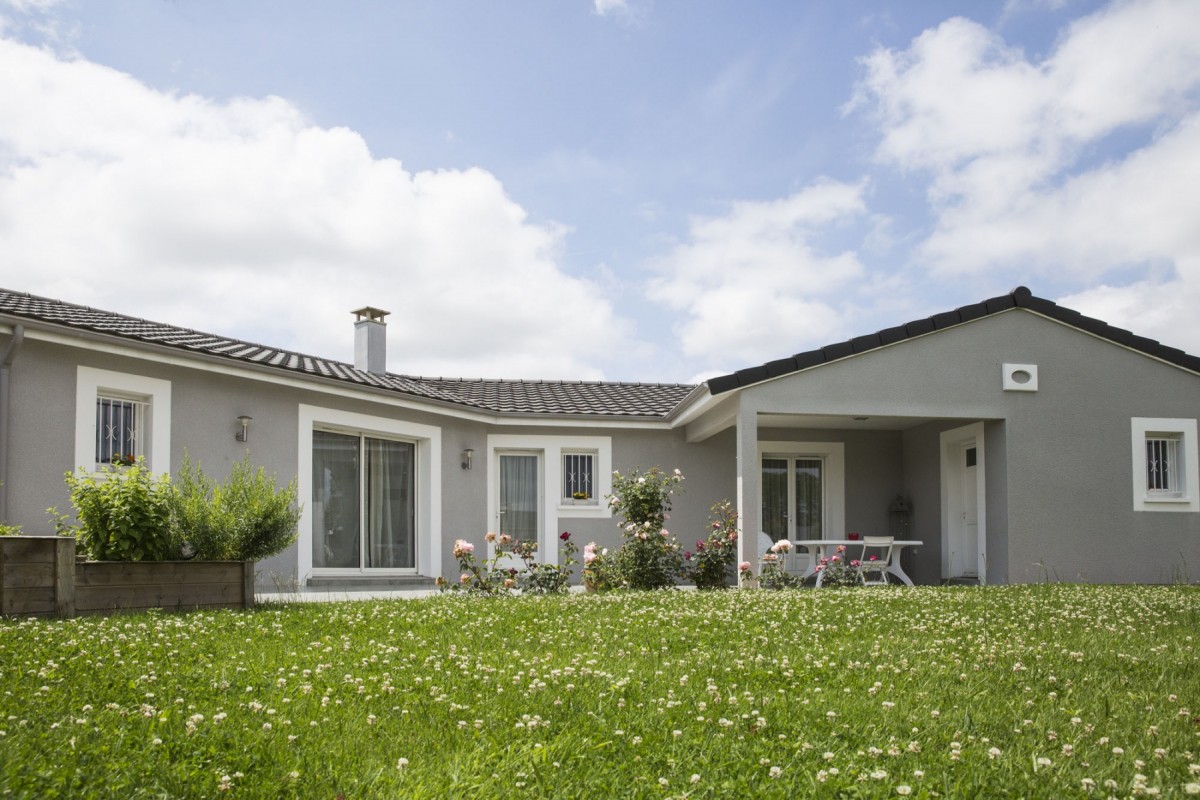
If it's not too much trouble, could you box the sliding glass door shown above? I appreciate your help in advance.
[312,430,415,571]
[761,455,825,542]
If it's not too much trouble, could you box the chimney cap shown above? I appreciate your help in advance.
[351,307,390,324]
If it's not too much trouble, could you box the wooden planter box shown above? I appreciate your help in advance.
[0,536,254,618]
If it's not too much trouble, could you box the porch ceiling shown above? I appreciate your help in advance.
[758,413,943,431]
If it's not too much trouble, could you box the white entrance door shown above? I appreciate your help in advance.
[941,423,986,581]
[952,444,979,577]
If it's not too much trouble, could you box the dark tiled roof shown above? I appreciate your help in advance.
[707,286,1200,395]
[0,289,694,418]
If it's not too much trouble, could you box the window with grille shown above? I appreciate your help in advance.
[1132,418,1198,512]
[562,452,595,502]
[1146,435,1182,496]
[96,395,148,466]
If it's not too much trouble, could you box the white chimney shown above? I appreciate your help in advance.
[352,306,390,374]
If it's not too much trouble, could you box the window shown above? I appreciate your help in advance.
[1146,436,1181,496]
[298,404,442,579]
[312,430,416,570]
[75,367,171,472]
[96,395,148,466]
[1132,418,1199,512]
[562,451,596,502]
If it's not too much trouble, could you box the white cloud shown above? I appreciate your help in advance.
[592,0,647,24]
[593,0,629,17]
[647,179,868,367]
[0,36,631,379]
[853,0,1200,352]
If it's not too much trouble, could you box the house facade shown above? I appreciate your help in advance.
[1,286,1196,587]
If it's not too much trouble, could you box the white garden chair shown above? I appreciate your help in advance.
[855,536,895,586]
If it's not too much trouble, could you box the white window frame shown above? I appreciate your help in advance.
[561,450,599,505]
[75,367,171,473]
[1132,418,1199,512]
[298,405,442,580]
[757,441,845,539]
[486,434,612,566]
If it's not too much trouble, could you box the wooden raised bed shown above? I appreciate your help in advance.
[0,536,254,618]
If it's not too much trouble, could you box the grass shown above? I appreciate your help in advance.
[2,585,1199,798]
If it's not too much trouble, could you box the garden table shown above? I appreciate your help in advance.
[792,539,923,587]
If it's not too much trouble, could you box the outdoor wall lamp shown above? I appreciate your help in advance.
[462,448,474,470]
[236,415,252,442]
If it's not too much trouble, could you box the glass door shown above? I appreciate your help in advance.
[498,453,540,544]
[762,457,789,542]
[312,430,416,571]
[761,456,825,542]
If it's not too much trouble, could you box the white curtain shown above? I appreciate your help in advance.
[795,458,823,540]
[366,438,415,568]
[761,458,788,541]
[500,454,539,542]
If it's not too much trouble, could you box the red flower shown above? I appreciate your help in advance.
[559,531,571,541]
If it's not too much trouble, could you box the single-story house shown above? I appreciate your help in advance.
[1,285,1196,587]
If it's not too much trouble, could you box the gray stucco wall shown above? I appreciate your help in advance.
[7,305,1198,588]
[4,334,745,588]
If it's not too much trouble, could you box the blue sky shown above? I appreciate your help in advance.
[2,0,1198,382]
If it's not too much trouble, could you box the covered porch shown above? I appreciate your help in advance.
[734,410,1004,585]
[684,402,1006,586]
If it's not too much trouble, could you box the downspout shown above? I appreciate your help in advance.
[0,324,25,523]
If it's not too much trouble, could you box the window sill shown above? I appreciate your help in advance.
[1142,494,1189,504]
[557,503,608,518]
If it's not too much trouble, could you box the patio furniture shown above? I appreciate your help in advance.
[855,536,895,586]
[792,539,923,587]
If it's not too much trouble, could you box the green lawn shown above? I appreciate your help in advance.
[2,585,1199,798]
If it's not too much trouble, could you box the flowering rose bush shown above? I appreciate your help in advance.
[439,531,578,595]
[757,539,806,590]
[815,544,860,588]
[606,467,687,590]
[688,501,739,590]
[581,541,616,592]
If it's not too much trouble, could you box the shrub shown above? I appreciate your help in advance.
[757,540,805,589]
[65,460,179,561]
[581,541,616,592]
[440,531,577,595]
[0,523,21,536]
[688,500,739,590]
[172,454,301,561]
[606,466,687,590]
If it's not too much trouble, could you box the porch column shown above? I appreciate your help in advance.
[735,406,760,580]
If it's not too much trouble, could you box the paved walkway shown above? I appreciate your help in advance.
[257,587,440,603]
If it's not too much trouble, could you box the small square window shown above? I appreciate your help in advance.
[1131,418,1199,512]
[1146,435,1182,496]
[562,452,596,502]
[96,395,148,467]
[76,367,171,474]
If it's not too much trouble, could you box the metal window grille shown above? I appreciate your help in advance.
[563,453,594,500]
[96,396,147,466]
[1146,436,1180,494]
